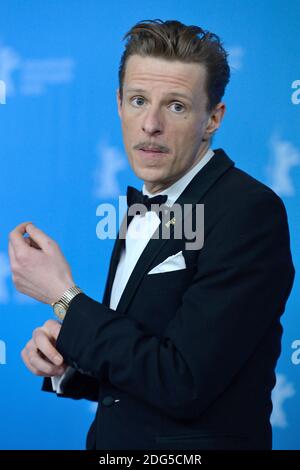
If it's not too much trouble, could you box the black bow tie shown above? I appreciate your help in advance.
[126,185,168,211]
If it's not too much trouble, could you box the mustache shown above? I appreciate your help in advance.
[134,142,170,153]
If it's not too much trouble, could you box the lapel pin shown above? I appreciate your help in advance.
[165,217,176,228]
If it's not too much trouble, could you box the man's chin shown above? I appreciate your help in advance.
[132,166,167,183]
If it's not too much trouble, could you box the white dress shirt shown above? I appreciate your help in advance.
[52,147,214,393]
[109,148,214,310]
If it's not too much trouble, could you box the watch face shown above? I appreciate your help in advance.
[54,303,66,319]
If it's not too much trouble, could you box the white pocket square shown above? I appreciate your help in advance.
[148,250,186,274]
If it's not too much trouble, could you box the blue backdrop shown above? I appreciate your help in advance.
[0,0,299,450]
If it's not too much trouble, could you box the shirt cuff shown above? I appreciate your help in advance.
[51,366,71,394]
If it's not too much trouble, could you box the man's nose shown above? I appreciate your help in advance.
[141,107,163,136]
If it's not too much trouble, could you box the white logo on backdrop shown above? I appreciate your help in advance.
[93,142,127,199]
[266,134,300,197]
[291,340,300,365]
[0,42,74,97]
[0,79,6,104]
[291,80,300,104]
[228,46,245,71]
[0,44,20,95]
[0,252,10,303]
[0,340,6,365]
[271,373,296,428]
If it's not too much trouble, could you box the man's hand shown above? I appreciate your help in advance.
[8,222,75,304]
[21,320,67,377]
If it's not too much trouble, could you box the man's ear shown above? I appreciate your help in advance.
[116,88,122,119]
[203,102,226,141]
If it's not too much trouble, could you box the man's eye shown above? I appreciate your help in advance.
[170,102,185,113]
[131,96,145,107]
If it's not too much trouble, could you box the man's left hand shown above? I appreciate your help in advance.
[9,222,75,304]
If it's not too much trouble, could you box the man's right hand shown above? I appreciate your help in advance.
[21,319,67,377]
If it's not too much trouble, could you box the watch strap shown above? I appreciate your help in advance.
[51,285,83,311]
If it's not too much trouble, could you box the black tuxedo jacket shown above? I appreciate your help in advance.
[43,149,295,450]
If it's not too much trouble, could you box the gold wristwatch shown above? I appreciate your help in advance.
[51,285,83,320]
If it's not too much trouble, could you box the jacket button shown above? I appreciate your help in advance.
[102,396,115,407]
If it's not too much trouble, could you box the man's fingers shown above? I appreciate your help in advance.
[28,350,63,376]
[25,223,56,253]
[8,241,19,283]
[33,328,63,366]
[22,342,65,377]
[9,222,55,255]
[8,240,16,266]
[21,348,40,375]
[23,237,41,249]
[43,319,62,341]
[27,236,41,249]
[21,320,65,378]
[9,222,33,252]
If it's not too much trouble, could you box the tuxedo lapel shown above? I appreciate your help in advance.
[103,149,234,313]
[102,217,126,307]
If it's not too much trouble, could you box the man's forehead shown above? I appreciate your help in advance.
[124,55,207,94]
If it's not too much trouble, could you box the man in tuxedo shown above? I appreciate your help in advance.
[9,20,295,450]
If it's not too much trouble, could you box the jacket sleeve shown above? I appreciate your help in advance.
[55,189,295,420]
[42,368,99,402]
